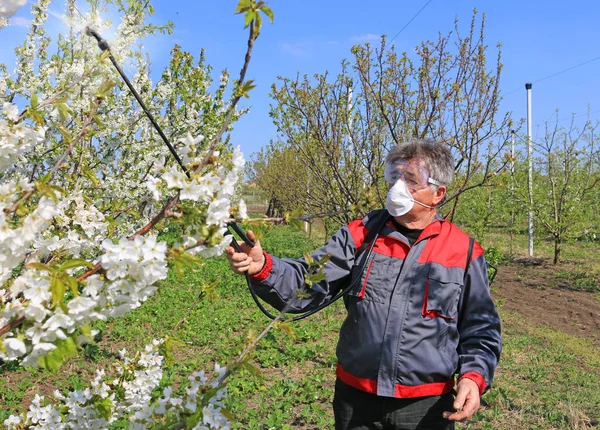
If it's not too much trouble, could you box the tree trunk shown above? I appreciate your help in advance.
[553,234,561,265]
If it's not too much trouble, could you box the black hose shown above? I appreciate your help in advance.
[227,223,382,322]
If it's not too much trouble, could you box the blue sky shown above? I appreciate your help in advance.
[3,0,600,160]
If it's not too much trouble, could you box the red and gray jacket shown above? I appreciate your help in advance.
[249,209,502,398]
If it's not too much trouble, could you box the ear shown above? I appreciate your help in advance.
[432,185,446,206]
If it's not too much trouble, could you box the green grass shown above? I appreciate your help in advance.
[465,310,600,429]
[0,226,598,429]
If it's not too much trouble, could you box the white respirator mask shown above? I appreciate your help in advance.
[386,178,415,216]
[385,161,438,217]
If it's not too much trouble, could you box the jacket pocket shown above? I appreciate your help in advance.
[422,271,462,320]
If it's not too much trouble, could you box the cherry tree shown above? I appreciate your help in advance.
[0,0,274,427]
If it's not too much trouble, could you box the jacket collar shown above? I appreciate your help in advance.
[375,212,444,246]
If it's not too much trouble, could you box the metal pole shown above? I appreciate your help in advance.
[510,129,515,256]
[510,130,516,176]
[526,83,534,257]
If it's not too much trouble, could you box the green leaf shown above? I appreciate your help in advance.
[235,0,253,14]
[289,217,304,229]
[37,172,52,184]
[94,397,113,420]
[259,5,274,23]
[58,259,94,272]
[37,336,78,373]
[80,323,92,338]
[63,275,79,298]
[56,103,72,122]
[50,275,66,308]
[309,272,327,284]
[238,80,257,98]
[38,351,63,373]
[185,408,203,428]
[277,321,296,340]
[201,386,223,404]
[254,13,263,33]
[25,105,45,126]
[36,183,60,204]
[240,360,262,378]
[55,124,73,144]
[15,205,29,217]
[160,336,184,363]
[169,252,202,278]
[82,168,101,187]
[95,79,117,99]
[63,335,78,357]
[27,262,54,273]
[244,11,255,28]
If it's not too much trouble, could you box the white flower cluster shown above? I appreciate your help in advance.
[0,191,59,285]
[132,363,230,429]
[0,234,168,365]
[0,102,46,173]
[33,193,109,258]
[5,340,231,429]
[146,136,248,257]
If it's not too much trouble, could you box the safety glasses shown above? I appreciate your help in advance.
[384,160,441,190]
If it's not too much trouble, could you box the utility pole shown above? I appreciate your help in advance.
[526,83,534,257]
[510,129,516,256]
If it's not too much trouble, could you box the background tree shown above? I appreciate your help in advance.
[254,11,513,229]
[512,117,600,264]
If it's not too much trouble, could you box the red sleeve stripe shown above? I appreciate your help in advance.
[458,371,486,395]
[249,251,272,282]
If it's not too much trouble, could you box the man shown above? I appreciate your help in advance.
[226,139,502,429]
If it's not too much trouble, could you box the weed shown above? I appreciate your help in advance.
[555,270,599,292]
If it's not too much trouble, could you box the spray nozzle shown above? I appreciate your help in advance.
[85,27,109,51]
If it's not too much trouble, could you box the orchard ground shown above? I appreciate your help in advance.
[0,223,598,429]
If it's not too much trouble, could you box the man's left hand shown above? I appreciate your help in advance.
[442,378,480,422]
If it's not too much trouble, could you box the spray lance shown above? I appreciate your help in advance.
[85,27,190,179]
[85,27,382,321]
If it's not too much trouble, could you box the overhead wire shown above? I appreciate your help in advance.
[384,0,433,49]
[503,54,600,97]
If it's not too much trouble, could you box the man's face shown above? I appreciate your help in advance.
[388,158,446,216]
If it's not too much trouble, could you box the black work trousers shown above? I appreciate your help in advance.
[333,379,455,430]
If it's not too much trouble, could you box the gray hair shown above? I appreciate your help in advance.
[385,138,454,187]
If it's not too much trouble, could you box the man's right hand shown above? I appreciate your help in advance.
[224,230,265,276]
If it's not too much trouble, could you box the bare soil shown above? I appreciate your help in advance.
[493,259,600,345]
